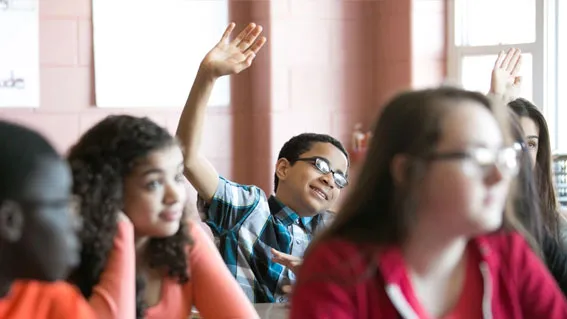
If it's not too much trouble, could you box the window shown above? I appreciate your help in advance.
[447,0,565,151]
[557,0,567,152]
[455,0,536,47]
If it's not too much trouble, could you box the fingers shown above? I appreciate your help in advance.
[271,248,302,268]
[494,51,506,69]
[498,48,521,71]
[273,258,288,266]
[271,248,285,263]
[506,49,522,73]
[271,248,281,257]
[248,36,267,55]
[271,248,290,261]
[219,22,236,43]
[509,54,523,76]
[282,285,293,294]
[500,48,515,69]
[271,248,297,260]
[237,25,264,51]
[272,256,290,267]
[230,23,257,47]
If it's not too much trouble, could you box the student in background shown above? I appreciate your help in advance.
[0,121,94,319]
[508,99,567,238]
[68,115,257,319]
[290,87,567,318]
[490,48,567,245]
[508,113,567,294]
[489,49,567,294]
[177,22,349,303]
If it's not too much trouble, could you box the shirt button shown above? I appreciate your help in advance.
[279,297,286,302]
[296,239,301,244]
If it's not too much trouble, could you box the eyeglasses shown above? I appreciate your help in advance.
[295,157,349,189]
[425,146,520,177]
[19,195,82,220]
[515,140,538,154]
[514,142,526,152]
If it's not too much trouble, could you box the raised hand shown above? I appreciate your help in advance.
[490,48,522,99]
[200,22,267,79]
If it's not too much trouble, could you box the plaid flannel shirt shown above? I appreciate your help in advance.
[199,176,333,303]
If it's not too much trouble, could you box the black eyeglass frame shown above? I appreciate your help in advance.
[422,146,521,177]
[294,156,349,189]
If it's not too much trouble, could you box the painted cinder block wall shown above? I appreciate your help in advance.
[0,0,446,208]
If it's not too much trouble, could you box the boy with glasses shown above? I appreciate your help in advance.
[177,23,350,303]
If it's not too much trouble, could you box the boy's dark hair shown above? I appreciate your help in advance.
[0,121,59,200]
[273,133,348,192]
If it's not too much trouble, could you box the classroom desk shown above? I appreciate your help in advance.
[191,303,289,318]
[254,303,289,319]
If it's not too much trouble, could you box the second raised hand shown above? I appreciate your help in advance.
[490,48,522,98]
[200,22,267,79]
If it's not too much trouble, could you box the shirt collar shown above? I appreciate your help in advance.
[268,195,317,228]
[269,195,300,226]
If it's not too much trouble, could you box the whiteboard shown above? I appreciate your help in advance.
[92,0,230,108]
[0,0,39,107]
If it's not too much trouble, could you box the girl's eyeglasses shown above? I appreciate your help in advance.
[425,146,521,178]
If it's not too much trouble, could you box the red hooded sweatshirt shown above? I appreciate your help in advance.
[290,232,567,319]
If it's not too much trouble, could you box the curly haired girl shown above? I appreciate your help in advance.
[67,114,257,319]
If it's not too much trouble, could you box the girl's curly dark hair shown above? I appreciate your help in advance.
[67,115,191,318]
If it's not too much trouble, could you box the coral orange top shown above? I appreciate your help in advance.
[90,220,137,319]
[0,281,95,319]
[94,219,257,319]
[144,221,258,319]
[0,221,136,319]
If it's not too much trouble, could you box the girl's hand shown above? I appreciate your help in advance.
[490,48,522,99]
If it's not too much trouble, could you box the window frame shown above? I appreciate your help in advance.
[552,0,567,153]
[447,0,561,151]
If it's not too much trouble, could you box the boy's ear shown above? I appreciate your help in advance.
[275,158,292,183]
[0,200,24,242]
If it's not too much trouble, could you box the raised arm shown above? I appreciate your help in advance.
[177,22,266,202]
[489,48,522,102]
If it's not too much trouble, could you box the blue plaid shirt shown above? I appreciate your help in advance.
[199,176,333,303]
